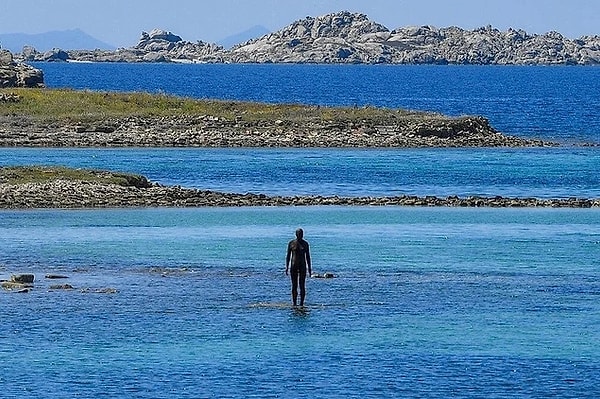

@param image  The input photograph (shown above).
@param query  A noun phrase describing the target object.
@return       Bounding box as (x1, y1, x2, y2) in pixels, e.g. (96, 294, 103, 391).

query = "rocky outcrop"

(133, 29, 225, 62)
(1, 274, 35, 292)
(0, 114, 552, 148)
(0, 271, 118, 294)
(22, 28, 227, 63)
(230, 13, 600, 65)
(384, 25, 600, 65)
(230, 12, 392, 63)
(14, 12, 600, 65)
(0, 50, 44, 87)
(0, 175, 598, 209)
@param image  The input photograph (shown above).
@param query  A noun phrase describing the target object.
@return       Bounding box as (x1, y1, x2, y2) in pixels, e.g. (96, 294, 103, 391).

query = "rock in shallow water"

(11, 274, 34, 284)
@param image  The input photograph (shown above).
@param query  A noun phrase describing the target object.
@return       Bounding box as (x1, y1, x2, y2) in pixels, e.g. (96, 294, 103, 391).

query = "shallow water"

(2, 207, 600, 398)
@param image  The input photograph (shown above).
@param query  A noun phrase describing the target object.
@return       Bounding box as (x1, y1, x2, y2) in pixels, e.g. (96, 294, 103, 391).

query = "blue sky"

(0, 0, 598, 47)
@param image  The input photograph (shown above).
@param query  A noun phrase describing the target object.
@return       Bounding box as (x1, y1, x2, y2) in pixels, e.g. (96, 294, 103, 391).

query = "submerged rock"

(49, 284, 74, 290)
(80, 287, 119, 294)
(45, 274, 70, 279)
(2, 281, 33, 290)
(312, 272, 336, 279)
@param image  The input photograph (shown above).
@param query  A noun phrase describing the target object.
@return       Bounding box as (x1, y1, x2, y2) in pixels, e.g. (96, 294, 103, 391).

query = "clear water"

(1, 147, 599, 199)
(2, 207, 600, 398)
(1, 64, 599, 398)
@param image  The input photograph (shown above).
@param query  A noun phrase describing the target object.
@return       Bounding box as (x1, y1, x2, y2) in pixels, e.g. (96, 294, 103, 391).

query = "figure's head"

(295, 228, 304, 239)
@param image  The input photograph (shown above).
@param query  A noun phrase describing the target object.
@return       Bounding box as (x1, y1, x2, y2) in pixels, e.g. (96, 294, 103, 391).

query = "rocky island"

(16, 11, 600, 65)
(0, 166, 597, 209)
(0, 88, 552, 148)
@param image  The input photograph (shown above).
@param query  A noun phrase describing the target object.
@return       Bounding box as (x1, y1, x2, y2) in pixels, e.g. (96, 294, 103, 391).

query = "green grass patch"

(0, 166, 150, 187)
(0, 88, 441, 124)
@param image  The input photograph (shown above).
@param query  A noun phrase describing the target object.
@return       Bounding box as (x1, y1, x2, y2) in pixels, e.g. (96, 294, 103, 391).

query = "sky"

(0, 0, 598, 47)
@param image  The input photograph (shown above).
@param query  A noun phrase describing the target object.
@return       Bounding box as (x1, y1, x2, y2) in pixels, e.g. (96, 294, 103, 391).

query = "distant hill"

(217, 25, 270, 49)
(0, 29, 115, 52)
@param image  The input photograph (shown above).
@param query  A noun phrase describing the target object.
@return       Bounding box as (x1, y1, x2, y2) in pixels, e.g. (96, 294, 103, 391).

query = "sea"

(1, 63, 600, 398)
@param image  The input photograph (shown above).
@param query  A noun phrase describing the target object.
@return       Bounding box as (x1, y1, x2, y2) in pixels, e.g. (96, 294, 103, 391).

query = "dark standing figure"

(286, 228, 312, 307)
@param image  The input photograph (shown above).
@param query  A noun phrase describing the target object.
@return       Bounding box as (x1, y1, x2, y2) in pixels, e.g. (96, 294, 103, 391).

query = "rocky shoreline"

(1, 178, 598, 209)
(0, 114, 552, 148)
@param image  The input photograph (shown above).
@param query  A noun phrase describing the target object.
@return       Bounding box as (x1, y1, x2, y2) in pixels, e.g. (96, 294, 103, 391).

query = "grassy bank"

(0, 88, 439, 124)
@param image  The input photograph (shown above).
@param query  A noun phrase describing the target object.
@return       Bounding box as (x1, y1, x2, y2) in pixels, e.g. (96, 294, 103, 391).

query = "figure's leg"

(291, 270, 298, 306)
(299, 271, 306, 306)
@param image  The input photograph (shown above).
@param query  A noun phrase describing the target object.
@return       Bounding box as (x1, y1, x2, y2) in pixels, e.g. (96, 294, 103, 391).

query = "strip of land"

(0, 166, 597, 209)
(0, 89, 553, 147)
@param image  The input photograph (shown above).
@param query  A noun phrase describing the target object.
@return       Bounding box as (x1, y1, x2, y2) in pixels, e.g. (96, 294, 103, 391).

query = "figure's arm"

(285, 243, 291, 275)
(306, 243, 312, 276)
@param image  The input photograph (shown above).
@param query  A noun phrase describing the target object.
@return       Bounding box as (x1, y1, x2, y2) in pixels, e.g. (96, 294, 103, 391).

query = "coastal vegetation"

(1, 87, 437, 125)
(0, 88, 551, 148)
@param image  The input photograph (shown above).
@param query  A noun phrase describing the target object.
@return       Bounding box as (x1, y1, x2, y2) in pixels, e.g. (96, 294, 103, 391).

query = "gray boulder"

(40, 48, 70, 62)
(0, 49, 45, 87)
(139, 29, 183, 44)
(0, 49, 14, 64)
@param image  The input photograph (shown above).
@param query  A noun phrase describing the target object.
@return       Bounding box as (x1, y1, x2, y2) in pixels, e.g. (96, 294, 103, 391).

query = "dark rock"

(49, 284, 74, 290)
(11, 274, 34, 283)
(45, 274, 69, 279)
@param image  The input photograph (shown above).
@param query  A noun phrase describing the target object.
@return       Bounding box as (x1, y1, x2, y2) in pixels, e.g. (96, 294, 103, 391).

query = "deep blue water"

(34, 63, 600, 144)
(1, 64, 600, 398)
(1, 146, 599, 199)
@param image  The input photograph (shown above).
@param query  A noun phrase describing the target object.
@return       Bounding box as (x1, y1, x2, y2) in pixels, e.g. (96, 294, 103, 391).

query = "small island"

(0, 166, 597, 209)
(0, 88, 552, 148)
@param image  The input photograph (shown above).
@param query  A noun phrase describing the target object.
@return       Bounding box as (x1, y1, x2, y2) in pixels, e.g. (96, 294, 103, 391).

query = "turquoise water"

(2, 64, 599, 397)
(2, 207, 600, 398)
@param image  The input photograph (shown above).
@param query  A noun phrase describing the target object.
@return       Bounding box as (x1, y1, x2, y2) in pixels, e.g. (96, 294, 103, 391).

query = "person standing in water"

(286, 228, 312, 307)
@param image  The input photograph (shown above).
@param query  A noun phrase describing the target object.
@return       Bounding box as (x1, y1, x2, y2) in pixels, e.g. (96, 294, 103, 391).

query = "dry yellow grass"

(0, 88, 442, 124)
